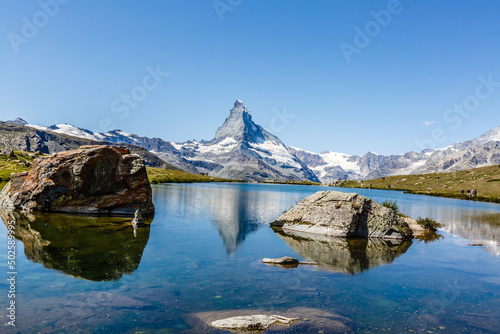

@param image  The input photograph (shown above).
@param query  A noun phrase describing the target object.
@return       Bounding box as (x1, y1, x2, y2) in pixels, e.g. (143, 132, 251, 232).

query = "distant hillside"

(146, 167, 241, 184)
(337, 164, 500, 203)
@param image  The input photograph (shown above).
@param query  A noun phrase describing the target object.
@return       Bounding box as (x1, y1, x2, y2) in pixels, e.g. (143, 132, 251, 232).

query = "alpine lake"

(0, 183, 499, 333)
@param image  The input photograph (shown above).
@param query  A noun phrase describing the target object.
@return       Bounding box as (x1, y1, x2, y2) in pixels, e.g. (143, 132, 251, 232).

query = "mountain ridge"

(0, 120, 179, 170)
(291, 126, 500, 182)
(5, 104, 500, 183)
(7, 101, 319, 182)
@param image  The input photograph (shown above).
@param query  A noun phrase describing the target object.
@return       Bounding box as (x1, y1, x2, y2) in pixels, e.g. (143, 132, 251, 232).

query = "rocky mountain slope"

(0, 121, 178, 169)
(291, 126, 500, 182)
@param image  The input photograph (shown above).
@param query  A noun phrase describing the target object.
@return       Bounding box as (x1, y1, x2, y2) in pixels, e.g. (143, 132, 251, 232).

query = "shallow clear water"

(1, 183, 499, 333)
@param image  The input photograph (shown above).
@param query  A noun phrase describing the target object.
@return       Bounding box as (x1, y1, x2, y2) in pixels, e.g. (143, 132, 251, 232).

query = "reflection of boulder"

(0, 210, 151, 281)
(272, 228, 412, 274)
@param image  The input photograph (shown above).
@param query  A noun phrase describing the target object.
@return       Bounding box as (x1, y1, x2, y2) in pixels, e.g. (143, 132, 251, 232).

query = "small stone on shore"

(262, 256, 299, 265)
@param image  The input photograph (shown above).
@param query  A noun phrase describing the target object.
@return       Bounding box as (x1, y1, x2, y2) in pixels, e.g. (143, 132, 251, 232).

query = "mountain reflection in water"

(0, 209, 151, 281)
(156, 184, 294, 255)
(273, 228, 412, 274)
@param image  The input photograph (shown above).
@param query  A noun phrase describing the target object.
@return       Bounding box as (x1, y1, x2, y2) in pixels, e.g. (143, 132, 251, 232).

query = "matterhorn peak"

(213, 100, 264, 143)
(231, 99, 249, 114)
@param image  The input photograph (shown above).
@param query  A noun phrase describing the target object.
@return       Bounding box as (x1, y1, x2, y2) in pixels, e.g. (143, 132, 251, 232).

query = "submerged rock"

(211, 314, 299, 331)
(186, 307, 353, 333)
(0, 145, 154, 216)
(271, 191, 413, 239)
(262, 256, 318, 269)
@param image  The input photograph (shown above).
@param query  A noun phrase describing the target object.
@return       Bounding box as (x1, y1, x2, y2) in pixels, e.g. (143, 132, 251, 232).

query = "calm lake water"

(1, 183, 499, 333)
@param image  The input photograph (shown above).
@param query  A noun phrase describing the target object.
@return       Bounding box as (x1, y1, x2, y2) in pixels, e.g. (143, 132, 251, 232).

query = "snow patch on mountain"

(475, 127, 500, 145)
(321, 151, 360, 172)
(250, 141, 301, 168)
(197, 138, 238, 154)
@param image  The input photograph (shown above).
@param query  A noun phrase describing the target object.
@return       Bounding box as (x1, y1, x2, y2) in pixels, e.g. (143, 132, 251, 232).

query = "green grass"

(380, 199, 399, 214)
(416, 217, 444, 231)
(335, 164, 500, 204)
(0, 150, 37, 181)
(146, 167, 241, 184)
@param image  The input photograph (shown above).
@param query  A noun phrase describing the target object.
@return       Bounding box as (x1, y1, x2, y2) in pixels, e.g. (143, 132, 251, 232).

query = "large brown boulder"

(0, 145, 154, 216)
(271, 191, 413, 239)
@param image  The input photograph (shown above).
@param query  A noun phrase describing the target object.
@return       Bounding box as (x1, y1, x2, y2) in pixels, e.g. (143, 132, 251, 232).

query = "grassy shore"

(261, 180, 322, 186)
(0, 151, 35, 181)
(336, 164, 500, 204)
(146, 167, 241, 184)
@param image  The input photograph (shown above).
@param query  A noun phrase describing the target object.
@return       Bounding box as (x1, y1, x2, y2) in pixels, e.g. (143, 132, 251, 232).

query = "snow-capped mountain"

(0, 119, 176, 169)
(12, 101, 319, 182)
(291, 126, 500, 182)
(472, 127, 500, 146)
(36, 123, 103, 141)
(8, 118, 198, 173)
(167, 100, 319, 181)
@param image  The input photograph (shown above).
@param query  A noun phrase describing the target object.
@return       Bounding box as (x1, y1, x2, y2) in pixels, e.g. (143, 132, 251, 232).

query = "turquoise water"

(1, 183, 499, 333)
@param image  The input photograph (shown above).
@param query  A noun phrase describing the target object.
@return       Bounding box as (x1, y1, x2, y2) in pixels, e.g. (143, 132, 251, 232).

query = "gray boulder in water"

(271, 191, 413, 239)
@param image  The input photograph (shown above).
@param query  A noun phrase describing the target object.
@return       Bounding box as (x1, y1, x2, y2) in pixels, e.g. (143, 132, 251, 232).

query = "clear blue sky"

(1, 0, 499, 155)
